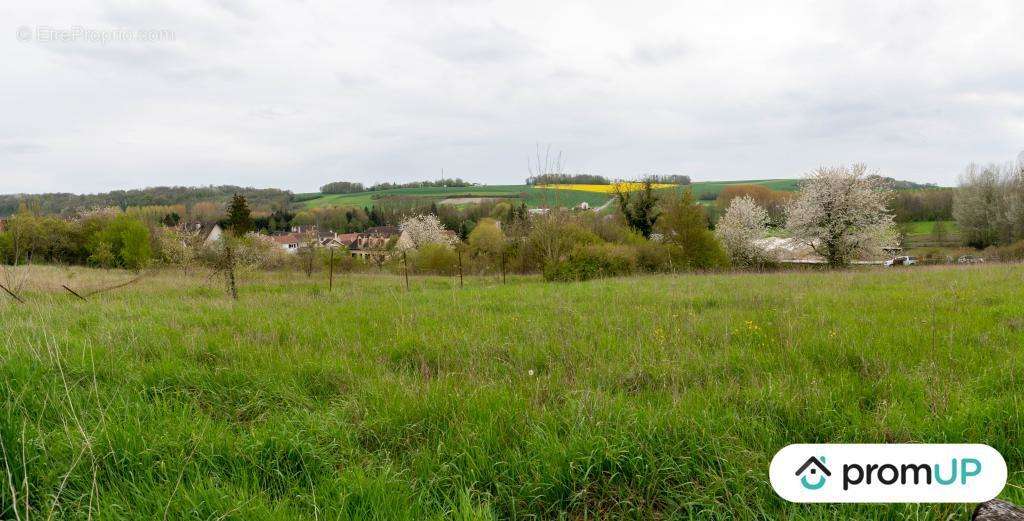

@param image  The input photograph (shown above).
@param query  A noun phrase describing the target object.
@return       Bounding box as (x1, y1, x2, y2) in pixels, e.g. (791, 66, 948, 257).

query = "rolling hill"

(297, 179, 803, 210)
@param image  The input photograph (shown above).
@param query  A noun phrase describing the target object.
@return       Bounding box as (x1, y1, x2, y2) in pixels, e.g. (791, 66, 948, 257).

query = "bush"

(656, 189, 730, 270)
(325, 248, 357, 273)
(88, 215, 152, 270)
(410, 243, 459, 275)
(543, 243, 637, 281)
(635, 241, 672, 272)
(985, 240, 1024, 262)
(525, 211, 600, 268)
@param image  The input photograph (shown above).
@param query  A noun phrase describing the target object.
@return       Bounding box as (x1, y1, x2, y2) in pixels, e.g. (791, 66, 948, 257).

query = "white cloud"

(1, 0, 1023, 194)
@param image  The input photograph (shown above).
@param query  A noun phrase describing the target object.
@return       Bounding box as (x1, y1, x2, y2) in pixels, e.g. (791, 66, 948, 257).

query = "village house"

(175, 222, 224, 246)
(271, 232, 306, 253)
(349, 226, 401, 260)
(267, 225, 409, 258)
(321, 232, 359, 249)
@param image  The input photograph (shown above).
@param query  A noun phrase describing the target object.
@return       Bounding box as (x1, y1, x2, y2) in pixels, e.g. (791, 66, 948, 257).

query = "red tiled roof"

(271, 233, 303, 245)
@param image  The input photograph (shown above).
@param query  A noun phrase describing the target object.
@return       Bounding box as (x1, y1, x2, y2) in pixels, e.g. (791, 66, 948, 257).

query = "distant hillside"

(298, 185, 613, 210)
(2, 176, 936, 216)
(298, 179, 803, 210)
(0, 185, 293, 217)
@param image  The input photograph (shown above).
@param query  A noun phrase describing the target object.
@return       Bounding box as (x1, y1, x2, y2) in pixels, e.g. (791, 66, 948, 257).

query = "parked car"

(884, 256, 917, 267)
(957, 255, 984, 264)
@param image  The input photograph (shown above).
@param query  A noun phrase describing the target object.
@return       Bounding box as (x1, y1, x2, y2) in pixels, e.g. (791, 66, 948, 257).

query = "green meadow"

(297, 185, 613, 210)
(2, 264, 1023, 519)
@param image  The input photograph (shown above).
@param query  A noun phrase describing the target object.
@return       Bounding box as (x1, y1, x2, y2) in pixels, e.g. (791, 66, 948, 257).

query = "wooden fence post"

(62, 285, 87, 301)
(0, 283, 24, 304)
(329, 248, 335, 291)
(458, 248, 464, 288)
(403, 251, 410, 291)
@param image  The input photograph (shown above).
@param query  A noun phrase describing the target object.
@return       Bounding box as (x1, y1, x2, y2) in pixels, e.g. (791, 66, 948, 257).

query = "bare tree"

(954, 162, 1020, 248)
(785, 164, 897, 267)
(527, 143, 565, 180)
(296, 230, 320, 277)
(527, 143, 566, 209)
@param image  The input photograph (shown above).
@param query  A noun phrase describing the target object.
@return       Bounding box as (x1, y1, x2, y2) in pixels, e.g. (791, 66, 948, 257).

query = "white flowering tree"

(785, 164, 897, 267)
(396, 214, 455, 251)
(715, 195, 774, 267)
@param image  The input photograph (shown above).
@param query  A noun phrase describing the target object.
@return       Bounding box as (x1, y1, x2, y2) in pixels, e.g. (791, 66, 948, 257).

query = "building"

(271, 232, 305, 253)
(321, 232, 358, 249)
(349, 226, 401, 260)
(177, 222, 224, 246)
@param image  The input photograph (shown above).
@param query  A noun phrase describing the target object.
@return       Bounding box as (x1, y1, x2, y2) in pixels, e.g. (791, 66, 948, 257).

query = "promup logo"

(795, 456, 830, 490)
(770, 444, 1006, 503)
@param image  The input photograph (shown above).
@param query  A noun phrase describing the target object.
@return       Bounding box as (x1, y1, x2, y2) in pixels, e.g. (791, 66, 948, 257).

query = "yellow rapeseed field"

(536, 182, 676, 193)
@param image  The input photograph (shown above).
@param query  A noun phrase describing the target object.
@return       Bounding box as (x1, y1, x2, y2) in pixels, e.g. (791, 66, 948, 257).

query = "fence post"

(329, 248, 335, 291)
(403, 250, 410, 291)
(458, 248, 464, 288)
(0, 283, 24, 304)
(62, 285, 87, 301)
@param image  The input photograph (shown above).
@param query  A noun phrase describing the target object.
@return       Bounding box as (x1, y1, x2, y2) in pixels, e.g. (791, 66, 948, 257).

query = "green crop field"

(4, 264, 1021, 519)
(297, 185, 614, 210)
(901, 220, 962, 250)
(902, 220, 959, 235)
(296, 179, 801, 210)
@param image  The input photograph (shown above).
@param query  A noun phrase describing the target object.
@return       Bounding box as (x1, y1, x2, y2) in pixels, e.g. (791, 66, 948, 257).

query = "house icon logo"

(795, 456, 830, 490)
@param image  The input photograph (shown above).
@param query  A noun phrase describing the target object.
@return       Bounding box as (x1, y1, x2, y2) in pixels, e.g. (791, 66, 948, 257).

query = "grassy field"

(3, 264, 1023, 519)
(297, 179, 801, 210)
(297, 185, 613, 210)
(902, 220, 962, 250)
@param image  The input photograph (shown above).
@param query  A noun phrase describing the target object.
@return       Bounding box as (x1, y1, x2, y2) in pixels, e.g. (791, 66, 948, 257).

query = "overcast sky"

(2, 1, 1023, 194)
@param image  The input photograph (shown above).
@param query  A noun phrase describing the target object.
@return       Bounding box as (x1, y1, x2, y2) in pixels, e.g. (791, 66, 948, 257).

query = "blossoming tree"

(396, 214, 455, 251)
(785, 164, 897, 267)
(715, 195, 774, 267)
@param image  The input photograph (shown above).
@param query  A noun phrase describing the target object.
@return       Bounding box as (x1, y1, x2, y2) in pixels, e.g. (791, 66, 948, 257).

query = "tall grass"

(1, 265, 1023, 519)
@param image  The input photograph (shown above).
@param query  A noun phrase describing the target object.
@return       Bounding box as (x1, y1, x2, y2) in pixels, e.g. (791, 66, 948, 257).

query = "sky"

(2, 1, 1024, 194)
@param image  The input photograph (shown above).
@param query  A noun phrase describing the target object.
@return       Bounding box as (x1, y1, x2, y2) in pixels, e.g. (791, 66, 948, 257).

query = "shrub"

(88, 215, 152, 270)
(985, 240, 1024, 262)
(468, 218, 505, 259)
(411, 243, 459, 275)
(325, 248, 357, 273)
(656, 189, 729, 270)
(543, 243, 637, 281)
(635, 241, 672, 272)
(525, 211, 600, 269)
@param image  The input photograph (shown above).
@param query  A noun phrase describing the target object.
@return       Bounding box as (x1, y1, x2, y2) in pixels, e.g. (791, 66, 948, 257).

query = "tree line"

(319, 178, 475, 194)
(0, 185, 292, 218)
(954, 156, 1024, 248)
